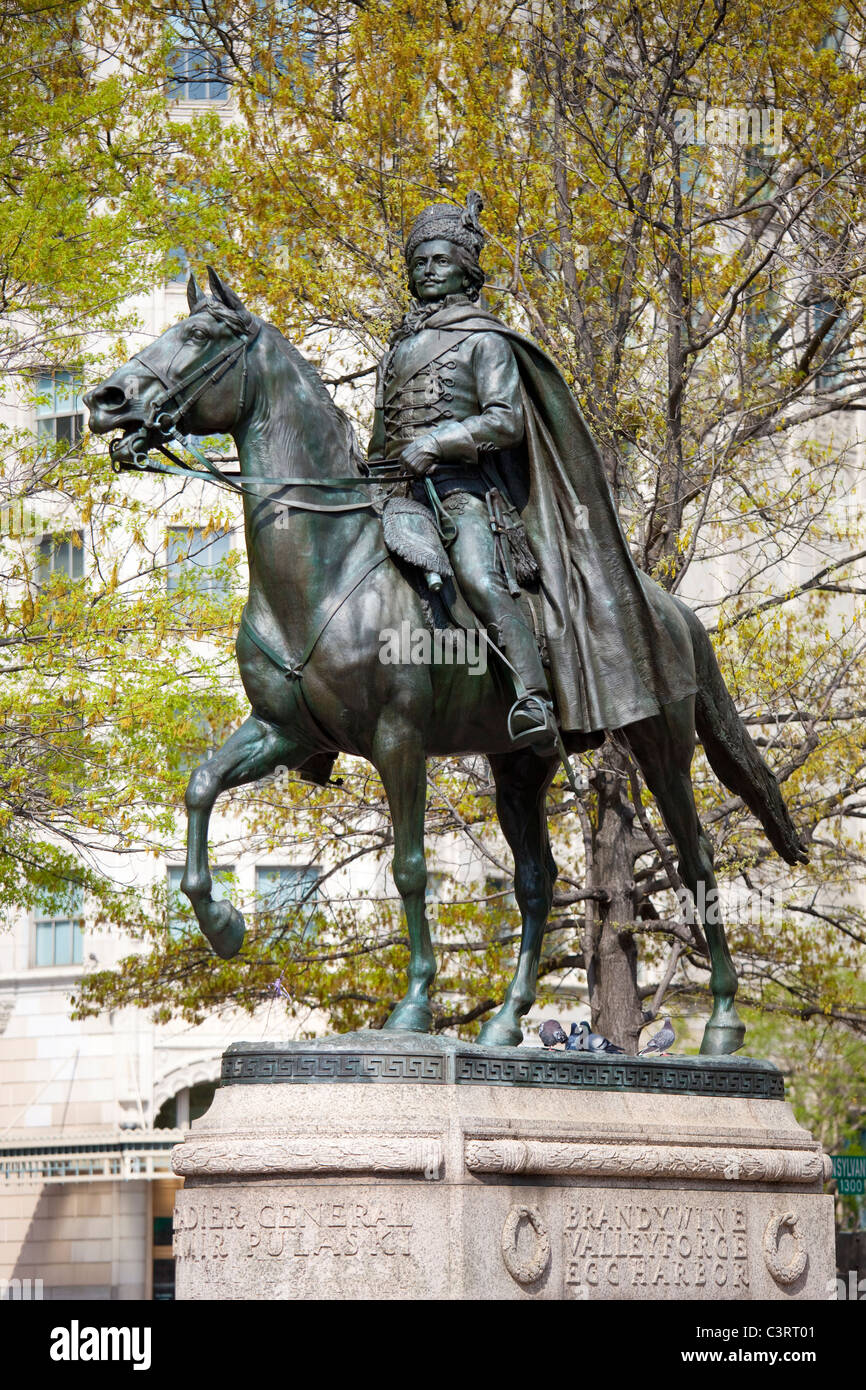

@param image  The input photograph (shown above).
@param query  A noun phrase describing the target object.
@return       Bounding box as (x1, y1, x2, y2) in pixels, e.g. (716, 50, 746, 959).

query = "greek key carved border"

(221, 1052, 447, 1084)
(221, 1048, 784, 1099)
(452, 1055, 784, 1098)
(464, 1137, 826, 1185)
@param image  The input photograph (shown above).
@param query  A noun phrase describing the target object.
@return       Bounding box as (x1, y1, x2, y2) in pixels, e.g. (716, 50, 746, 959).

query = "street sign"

(831, 1155, 866, 1195)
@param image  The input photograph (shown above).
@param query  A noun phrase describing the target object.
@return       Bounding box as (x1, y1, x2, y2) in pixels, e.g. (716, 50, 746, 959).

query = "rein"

(114, 437, 400, 514)
(109, 315, 405, 512)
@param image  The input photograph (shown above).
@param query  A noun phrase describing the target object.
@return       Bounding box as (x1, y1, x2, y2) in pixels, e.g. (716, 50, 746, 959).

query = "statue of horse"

(84, 268, 806, 1055)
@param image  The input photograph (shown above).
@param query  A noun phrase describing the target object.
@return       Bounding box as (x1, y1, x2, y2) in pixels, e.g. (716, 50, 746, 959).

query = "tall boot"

(494, 611, 558, 751)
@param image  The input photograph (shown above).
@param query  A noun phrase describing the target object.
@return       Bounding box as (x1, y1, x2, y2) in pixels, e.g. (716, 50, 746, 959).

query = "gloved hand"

(399, 434, 441, 477)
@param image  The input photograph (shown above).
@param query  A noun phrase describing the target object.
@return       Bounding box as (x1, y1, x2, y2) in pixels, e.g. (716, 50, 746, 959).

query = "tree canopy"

(1, 1, 865, 1145)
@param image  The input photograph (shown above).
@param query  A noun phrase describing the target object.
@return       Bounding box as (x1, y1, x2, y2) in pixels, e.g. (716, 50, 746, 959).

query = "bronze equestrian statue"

(84, 194, 806, 1055)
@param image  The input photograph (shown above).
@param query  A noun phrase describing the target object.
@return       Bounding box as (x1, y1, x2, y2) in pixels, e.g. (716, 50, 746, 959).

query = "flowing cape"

(423, 302, 697, 732)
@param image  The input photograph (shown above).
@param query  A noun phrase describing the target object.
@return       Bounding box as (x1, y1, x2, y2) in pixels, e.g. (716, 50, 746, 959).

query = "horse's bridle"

(110, 315, 261, 473)
(108, 311, 403, 513)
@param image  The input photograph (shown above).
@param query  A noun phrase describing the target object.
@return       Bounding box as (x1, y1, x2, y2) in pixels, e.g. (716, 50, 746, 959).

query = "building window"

(167, 864, 234, 939)
(810, 298, 850, 389)
(152, 1258, 176, 1302)
(255, 865, 320, 940)
(35, 370, 84, 446)
(151, 1178, 181, 1301)
(36, 531, 84, 584)
(679, 146, 708, 200)
(167, 19, 228, 102)
(168, 704, 229, 775)
(168, 50, 228, 101)
(744, 145, 776, 204)
(483, 873, 517, 942)
(423, 870, 446, 926)
(166, 527, 230, 594)
(484, 874, 517, 911)
(167, 246, 189, 284)
(34, 884, 84, 966)
(251, 0, 317, 100)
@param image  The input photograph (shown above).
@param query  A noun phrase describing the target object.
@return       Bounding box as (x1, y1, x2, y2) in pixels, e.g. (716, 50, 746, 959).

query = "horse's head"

(85, 268, 260, 465)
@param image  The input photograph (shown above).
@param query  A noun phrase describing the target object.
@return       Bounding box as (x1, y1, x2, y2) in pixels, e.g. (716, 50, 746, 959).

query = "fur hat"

(404, 191, 485, 267)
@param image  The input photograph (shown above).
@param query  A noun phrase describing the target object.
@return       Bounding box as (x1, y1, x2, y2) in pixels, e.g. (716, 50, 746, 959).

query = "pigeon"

(571, 1020, 626, 1054)
(639, 1016, 676, 1055)
(538, 1019, 568, 1049)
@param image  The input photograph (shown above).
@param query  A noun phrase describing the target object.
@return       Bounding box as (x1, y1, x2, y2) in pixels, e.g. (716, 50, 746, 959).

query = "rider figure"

(368, 195, 557, 752)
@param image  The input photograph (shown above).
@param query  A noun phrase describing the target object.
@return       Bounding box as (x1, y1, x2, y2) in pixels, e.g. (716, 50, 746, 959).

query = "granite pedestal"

(171, 1031, 835, 1300)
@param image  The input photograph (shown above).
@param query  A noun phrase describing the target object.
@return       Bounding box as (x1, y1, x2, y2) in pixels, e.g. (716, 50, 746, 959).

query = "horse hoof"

(478, 1016, 524, 1048)
(382, 999, 433, 1033)
(700, 1016, 746, 1056)
(201, 900, 246, 959)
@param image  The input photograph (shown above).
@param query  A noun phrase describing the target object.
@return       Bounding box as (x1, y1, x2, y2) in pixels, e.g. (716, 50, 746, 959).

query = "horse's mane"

(193, 295, 364, 472)
(267, 326, 364, 470)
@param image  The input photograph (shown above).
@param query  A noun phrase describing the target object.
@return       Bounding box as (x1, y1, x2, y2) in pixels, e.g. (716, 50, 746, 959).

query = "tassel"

(506, 524, 540, 584)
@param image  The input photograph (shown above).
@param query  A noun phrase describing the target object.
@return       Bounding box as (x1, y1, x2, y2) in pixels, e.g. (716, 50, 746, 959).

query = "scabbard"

(485, 488, 522, 597)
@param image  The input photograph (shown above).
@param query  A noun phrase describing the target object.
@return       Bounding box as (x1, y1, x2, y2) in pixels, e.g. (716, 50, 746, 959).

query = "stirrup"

(507, 693, 558, 751)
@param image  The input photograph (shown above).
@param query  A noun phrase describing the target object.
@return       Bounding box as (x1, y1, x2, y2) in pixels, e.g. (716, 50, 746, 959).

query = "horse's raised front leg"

(374, 711, 436, 1033)
(182, 714, 304, 958)
(624, 700, 745, 1056)
(478, 749, 559, 1047)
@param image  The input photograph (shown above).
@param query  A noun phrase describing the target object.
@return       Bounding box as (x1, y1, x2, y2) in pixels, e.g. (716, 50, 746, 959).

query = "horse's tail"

(673, 596, 808, 865)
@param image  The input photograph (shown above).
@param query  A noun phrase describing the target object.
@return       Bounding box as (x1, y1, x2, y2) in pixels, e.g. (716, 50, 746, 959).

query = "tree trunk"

(586, 758, 645, 1053)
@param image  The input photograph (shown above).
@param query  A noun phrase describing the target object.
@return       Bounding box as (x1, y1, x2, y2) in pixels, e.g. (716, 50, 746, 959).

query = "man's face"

(409, 239, 467, 302)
